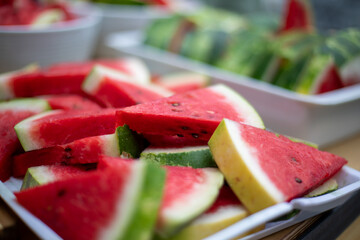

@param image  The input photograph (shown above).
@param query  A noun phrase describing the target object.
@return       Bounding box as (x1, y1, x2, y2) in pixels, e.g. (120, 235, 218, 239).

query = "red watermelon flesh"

(279, 0, 314, 33)
(205, 185, 242, 214)
(15, 163, 135, 240)
(82, 65, 172, 108)
(209, 119, 347, 212)
(14, 109, 117, 151)
(48, 58, 150, 84)
(5, 58, 149, 99)
(39, 94, 102, 111)
(144, 133, 208, 148)
(0, 99, 50, 181)
(13, 132, 119, 177)
(313, 64, 344, 94)
(116, 84, 264, 141)
(156, 166, 224, 237)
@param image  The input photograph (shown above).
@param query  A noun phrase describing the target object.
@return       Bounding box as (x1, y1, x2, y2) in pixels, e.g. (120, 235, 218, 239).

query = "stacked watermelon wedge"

(0, 58, 348, 240)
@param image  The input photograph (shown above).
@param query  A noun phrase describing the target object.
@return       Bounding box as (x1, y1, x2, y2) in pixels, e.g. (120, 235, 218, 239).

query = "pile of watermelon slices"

(0, 58, 348, 240)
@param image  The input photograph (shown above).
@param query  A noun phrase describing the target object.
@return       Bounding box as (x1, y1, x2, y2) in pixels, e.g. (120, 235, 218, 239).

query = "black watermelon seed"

(64, 147, 72, 152)
(177, 134, 184, 137)
(181, 126, 189, 130)
(295, 177, 302, 183)
(191, 133, 199, 138)
(57, 189, 66, 197)
(171, 102, 180, 107)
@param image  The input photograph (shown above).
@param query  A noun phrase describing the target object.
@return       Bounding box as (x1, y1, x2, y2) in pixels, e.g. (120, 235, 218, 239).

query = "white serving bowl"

(0, 4, 102, 73)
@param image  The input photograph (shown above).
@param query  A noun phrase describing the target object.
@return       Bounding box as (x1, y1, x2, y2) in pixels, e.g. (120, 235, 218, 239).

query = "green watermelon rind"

(14, 110, 62, 152)
(0, 98, 51, 112)
(116, 125, 148, 159)
(140, 146, 217, 168)
(210, 84, 265, 129)
(157, 168, 224, 238)
(120, 162, 166, 240)
(20, 166, 55, 190)
(99, 161, 164, 240)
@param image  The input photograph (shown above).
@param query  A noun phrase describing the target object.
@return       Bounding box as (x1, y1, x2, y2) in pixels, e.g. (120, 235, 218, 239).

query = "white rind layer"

(100, 133, 121, 157)
(123, 57, 151, 85)
(161, 168, 224, 235)
(158, 72, 209, 87)
(340, 55, 360, 85)
(98, 161, 145, 240)
(28, 166, 57, 185)
(82, 65, 131, 94)
(142, 146, 209, 154)
(14, 110, 62, 152)
(225, 119, 285, 203)
(210, 84, 264, 129)
(0, 99, 51, 112)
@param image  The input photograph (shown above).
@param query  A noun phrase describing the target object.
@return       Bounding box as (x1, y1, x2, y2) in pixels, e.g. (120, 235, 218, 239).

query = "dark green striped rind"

(140, 146, 217, 168)
(116, 125, 149, 158)
(120, 162, 166, 240)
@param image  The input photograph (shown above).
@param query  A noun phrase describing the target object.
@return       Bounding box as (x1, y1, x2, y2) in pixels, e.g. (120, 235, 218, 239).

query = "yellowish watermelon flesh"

(162, 185, 248, 240)
(209, 119, 347, 213)
(116, 84, 264, 142)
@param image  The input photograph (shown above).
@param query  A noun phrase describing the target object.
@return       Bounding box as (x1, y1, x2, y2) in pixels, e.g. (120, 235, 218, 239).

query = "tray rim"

(1, 166, 359, 240)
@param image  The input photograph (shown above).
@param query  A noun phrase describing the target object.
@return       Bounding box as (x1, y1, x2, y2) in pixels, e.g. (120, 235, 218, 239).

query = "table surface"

(1, 133, 360, 240)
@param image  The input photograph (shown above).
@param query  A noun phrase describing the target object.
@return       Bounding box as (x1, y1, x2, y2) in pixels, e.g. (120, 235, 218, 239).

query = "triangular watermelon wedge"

(15, 158, 165, 240)
(39, 94, 102, 111)
(0, 99, 51, 181)
(1, 58, 150, 99)
(82, 65, 173, 108)
(279, 0, 314, 34)
(156, 166, 223, 238)
(116, 84, 264, 141)
(209, 119, 347, 213)
(13, 125, 147, 177)
(14, 109, 117, 151)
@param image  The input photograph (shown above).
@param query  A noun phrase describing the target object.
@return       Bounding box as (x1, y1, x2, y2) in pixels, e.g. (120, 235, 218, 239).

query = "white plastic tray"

(105, 31, 360, 147)
(1, 166, 360, 239)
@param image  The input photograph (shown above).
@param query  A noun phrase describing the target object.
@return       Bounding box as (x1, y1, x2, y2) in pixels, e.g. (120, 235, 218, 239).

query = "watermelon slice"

(21, 165, 93, 190)
(49, 58, 150, 85)
(16, 158, 165, 240)
(13, 125, 147, 177)
(165, 185, 248, 240)
(39, 94, 102, 111)
(12, 131, 120, 177)
(82, 65, 172, 108)
(116, 84, 264, 141)
(156, 165, 223, 237)
(0, 98, 51, 181)
(153, 72, 209, 94)
(208, 119, 347, 213)
(279, 0, 314, 34)
(14, 109, 117, 151)
(0, 64, 39, 100)
(1, 58, 150, 99)
(140, 146, 217, 168)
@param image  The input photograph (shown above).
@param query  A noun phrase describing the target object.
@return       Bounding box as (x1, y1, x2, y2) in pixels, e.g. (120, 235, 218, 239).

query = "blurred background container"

(0, 4, 101, 73)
